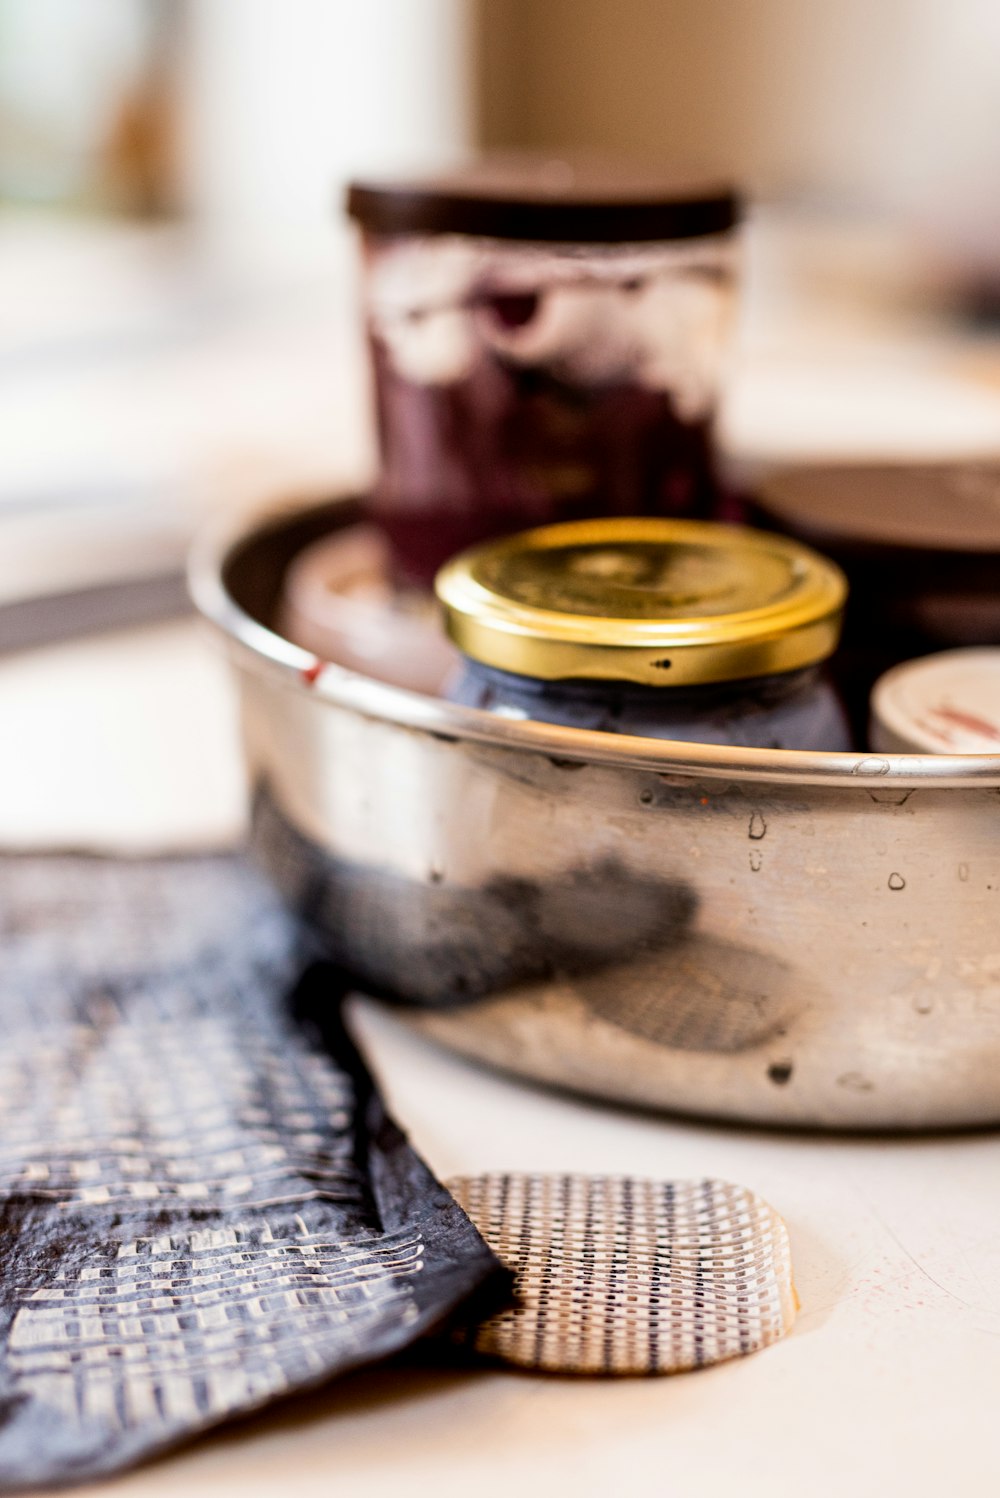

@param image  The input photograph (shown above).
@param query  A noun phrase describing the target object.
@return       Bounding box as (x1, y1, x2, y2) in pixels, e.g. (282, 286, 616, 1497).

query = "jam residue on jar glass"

(347, 159, 742, 586)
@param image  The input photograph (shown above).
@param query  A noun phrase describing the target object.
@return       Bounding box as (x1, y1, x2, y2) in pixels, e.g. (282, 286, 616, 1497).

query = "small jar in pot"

(435, 517, 851, 751)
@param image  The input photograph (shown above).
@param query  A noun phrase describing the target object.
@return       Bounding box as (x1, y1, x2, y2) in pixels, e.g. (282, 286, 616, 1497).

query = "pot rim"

(189, 498, 1000, 790)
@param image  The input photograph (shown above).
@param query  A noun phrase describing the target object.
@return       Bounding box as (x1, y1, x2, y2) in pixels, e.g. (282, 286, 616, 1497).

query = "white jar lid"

(280, 525, 457, 695)
(870, 648, 1000, 753)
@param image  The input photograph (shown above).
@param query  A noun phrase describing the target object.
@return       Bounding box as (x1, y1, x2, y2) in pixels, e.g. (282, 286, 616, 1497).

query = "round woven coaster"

(447, 1173, 796, 1375)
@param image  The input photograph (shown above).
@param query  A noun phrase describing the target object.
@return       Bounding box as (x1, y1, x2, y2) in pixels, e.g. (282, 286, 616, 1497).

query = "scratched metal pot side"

(191, 499, 1000, 1131)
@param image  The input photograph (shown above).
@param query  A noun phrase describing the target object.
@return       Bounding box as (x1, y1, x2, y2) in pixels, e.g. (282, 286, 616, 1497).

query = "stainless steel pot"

(191, 498, 1000, 1130)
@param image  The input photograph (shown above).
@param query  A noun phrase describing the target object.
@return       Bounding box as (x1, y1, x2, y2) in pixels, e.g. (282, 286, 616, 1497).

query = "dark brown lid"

(755, 462, 1000, 556)
(346, 155, 741, 243)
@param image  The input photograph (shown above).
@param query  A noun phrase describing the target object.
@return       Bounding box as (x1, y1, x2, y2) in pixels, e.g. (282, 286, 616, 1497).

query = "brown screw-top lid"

(756, 462, 1000, 556)
(346, 154, 741, 243)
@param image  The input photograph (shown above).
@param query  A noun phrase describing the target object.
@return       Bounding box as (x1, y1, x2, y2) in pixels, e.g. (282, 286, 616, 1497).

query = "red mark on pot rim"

(301, 659, 325, 686)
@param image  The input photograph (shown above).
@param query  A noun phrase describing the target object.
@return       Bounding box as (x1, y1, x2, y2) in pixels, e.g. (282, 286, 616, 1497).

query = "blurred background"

(4, 0, 1000, 648)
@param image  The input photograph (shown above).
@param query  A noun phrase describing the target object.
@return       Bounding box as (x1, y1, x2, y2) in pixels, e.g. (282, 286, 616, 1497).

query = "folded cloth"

(0, 852, 509, 1491)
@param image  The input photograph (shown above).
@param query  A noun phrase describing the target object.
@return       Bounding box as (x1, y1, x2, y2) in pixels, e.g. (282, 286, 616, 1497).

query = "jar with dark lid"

(751, 462, 1000, 731)
(435, 517, 851, 750)
(347, 158, 742, 586)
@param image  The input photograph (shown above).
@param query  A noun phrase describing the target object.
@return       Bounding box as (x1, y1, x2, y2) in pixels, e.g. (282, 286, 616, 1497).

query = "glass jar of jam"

(435, 517, 851, 750)
(347, 158, 742, 587)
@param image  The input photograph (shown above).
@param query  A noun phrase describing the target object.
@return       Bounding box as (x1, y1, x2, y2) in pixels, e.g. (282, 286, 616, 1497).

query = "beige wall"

(474, 0, 1000, 220)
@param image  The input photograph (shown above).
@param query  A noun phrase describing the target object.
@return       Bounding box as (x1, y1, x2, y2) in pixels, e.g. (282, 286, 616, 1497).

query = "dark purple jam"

(368, 333, 719, 587)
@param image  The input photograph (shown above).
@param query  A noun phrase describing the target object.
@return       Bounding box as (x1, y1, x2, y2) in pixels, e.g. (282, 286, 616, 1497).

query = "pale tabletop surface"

(3, 617, 1000, 1498)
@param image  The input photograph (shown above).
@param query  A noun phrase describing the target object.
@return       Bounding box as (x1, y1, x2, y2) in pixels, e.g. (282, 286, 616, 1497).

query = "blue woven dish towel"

(0, 852, 509, 1490)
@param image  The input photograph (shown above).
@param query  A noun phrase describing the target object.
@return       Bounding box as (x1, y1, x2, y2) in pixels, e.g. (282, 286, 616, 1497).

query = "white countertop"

(5, 618, 1000, 1498)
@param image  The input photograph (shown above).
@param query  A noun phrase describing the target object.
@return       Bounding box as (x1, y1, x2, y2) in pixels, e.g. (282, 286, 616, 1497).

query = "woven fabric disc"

(447, 1173, 796, 1375)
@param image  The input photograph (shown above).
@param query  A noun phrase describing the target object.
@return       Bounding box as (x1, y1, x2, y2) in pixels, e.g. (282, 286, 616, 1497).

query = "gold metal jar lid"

(435, 518, 847, 686)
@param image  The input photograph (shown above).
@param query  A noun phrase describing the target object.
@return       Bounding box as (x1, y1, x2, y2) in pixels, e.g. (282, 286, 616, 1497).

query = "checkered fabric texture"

(0, 853, 508, 1491)
(448, 1173, 796, 1375)
(579, 942, 793, 1054)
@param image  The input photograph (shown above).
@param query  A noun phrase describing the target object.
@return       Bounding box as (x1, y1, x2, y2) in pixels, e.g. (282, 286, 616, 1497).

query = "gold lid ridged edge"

(435, 518, 847, 687)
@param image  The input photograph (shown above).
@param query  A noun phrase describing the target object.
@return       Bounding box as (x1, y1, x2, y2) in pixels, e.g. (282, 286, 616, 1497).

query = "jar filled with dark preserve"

(346, 159, 742, 586)
(435, 518, 852, 750)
